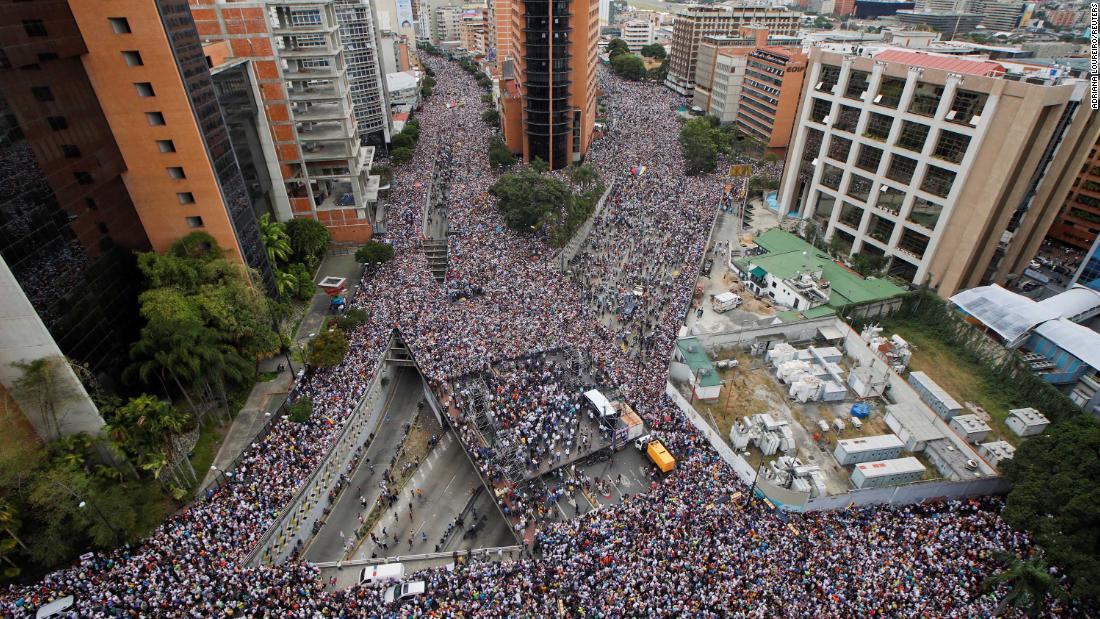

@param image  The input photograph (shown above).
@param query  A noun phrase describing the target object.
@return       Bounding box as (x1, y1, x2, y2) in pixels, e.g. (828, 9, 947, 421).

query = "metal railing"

(311, 545, 523, 569)
(558, 180, 617, 272)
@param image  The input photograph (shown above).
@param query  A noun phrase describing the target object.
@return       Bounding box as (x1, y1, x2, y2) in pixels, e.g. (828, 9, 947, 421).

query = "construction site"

(671, 316, 1024, 510)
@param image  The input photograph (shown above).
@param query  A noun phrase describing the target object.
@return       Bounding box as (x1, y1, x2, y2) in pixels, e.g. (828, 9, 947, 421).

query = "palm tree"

(570, 164, 600, 191)
(984, 552, 1063, 618)
(259, 214, 291, 266)
(275, 268, 298, 298)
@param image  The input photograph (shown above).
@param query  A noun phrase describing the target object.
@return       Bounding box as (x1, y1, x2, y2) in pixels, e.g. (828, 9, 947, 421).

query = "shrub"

(288, 398, 313, 423)
(391, 147, 414, 165)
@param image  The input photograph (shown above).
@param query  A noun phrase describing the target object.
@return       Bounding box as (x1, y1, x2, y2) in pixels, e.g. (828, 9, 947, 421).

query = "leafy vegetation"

(606, 38, 629, 59)
(488, 136, 517, 170)
(305, 328, 349, 369)
(489, 163, 604, 247)
(679, 117, 721, 175)
(355, 241, 395, 265)
(611, 54, 646, 81)
(482, 109, 500, 126)
(392, 146, 414, 165)
(284, 218, 330, 268)
(640, 43, 666, 59)
(288, 398, 313, 423)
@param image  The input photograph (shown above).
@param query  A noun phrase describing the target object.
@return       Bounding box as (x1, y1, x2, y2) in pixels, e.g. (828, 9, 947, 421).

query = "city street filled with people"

(0, 55, 1073, 618)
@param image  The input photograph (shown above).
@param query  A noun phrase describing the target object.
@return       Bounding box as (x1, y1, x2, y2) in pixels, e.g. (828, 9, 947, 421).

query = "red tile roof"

(873, 49, 1005, 77)
(393, 112, 411, 122)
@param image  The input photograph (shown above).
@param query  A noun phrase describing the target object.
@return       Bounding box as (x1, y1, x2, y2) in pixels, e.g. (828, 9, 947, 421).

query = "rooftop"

(952, 414, 991, 433)
(837, 434, 905, 451)
(1007, 407, 1050, 425)
(676, 337, 722, 387)
(873, 49, 1006, 77)
(737, 230, 906, 316)
(855, 456, 925, 477)
(885, 403, 943, 443)
(950, 284, 1100, 343)
(1032, 318, 1100, 370)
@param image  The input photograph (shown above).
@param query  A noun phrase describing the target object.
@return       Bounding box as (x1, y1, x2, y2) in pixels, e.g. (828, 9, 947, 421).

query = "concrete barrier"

(558, 181, 617, 272)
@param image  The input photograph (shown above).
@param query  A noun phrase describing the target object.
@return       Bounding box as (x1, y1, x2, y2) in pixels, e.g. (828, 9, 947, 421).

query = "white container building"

(884, 403, 942, 452)
(949, 414, 992, 443)
(833, 434, 905, 465)
(1005, 407, 1050, 437)
(907, 371, 963, 419)
(978, 440, 1016, 467)
(851, 457, 926, 489)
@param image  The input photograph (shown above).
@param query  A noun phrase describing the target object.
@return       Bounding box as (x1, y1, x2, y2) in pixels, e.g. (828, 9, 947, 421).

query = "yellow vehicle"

(645, 440, 676, 473)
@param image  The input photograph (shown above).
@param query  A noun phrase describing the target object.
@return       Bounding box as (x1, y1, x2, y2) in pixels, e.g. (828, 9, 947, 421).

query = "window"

(827, 135, 852, 163)
(816, 64, 841, 93)
(32, 86, 53, 102)
(167, 167, 186, 179)
(847, 174, 873, 203)
(920, 165, 956, 198)
(37, 52, 58, 62)
(134, 82, 155, 97)
(855, 145, 883, 174)
(156, 139, 175, 153)
(834, 105, 860, 133)
(844, 70, 869, 100)
(146, 112, 165, 126)
(813, 192, 836, 227)
(863, 112, 892, 142)
(177, 192, 195, 204)
(839, 202, 864, 228)
(947, 89, 987, 126)
(867, 214, 894, 244)
(898, 228, 930, 259)
(908, 82, 943, 117)
(897, 121, 930, 153)
(122, 51, 143, 66)
(85, 197, 98, 211)
(821, 163, 844, 190)
(876, 185, 904, 215)
(186, 216, 205, 228)
(23, 20, 47, 37)
(108, 17, 132, 34)
(61, 144, 81, 158)
(810, 97, 831, 123)
(885, 154, 918, 185)
(74, 171, 93, 185)
(932, 129, 971, 164)
(874, 77, 905, 109)
(47, 116, 67, 130)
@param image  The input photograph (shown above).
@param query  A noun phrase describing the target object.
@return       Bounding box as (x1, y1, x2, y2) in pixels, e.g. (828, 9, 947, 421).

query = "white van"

(711, 292, 742, 313)
(384, 580, 426, 603)
(360, 562, 404, 585)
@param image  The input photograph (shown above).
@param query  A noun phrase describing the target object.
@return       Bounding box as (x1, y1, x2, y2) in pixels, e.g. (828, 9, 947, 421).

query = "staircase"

(424, 238, 449, 284)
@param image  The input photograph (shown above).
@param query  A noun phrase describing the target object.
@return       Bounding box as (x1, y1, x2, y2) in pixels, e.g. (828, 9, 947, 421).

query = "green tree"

(529, 157, 548, 174)
(288, 262, 316, 300)
(569, 163, 600, 190)
(612, 54, 646, 81)
(850, 252, 888, 276)
(607, 38, 629, 59)
(355, 241, 395, 265)
(258, 214, 291, 266)
(813, 16, 834, 28)
(391, 132, 415, 150)
(984, 552, 1064, 617)
(370, 163, 394, 187)
(333, 308, 369, 332)
(640, 43, 666, 59)
(482, 109, 500, 126)
(9, 358, 85, 441)
(489, 167, 574, 231)
(1001, 415, 1100, 600)
(306, 328, 349, 369)
(284, 218, 330, 267)
(421, 85, 433, 98)
(422, 76, 436, 89)
(288, 398, 313, 423)
(647, 56, 669, 82)
(104, 395, 195, 487)
(392, 147, 414, 165)
(489, 137, 518, 169)
(679, 117, 719, 175)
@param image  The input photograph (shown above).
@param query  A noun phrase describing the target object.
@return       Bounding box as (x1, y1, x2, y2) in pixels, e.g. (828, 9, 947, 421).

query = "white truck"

(711, 292, 742, 313)
(384, 581, 426, 603)
(360, 562, 404, 585)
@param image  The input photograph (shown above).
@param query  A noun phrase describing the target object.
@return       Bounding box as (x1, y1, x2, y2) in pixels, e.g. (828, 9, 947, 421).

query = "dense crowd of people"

(0, 55, 1071, 618)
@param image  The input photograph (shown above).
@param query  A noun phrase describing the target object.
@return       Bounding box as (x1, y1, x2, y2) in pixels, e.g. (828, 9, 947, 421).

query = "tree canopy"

(489, 167, 575, 231)
(305, 328, 349, 369)
(392, 147, 414, 165)
(355, 241, 395, 265)
(679, 117, 721, 175)
(488, 136, 517, 169)
(1001, 415, 1100, 600)
(611, 54, 646, 81)
(606, 38, 629, 58)
(640, 43, 666, 59)
(284, 218, 330, 267)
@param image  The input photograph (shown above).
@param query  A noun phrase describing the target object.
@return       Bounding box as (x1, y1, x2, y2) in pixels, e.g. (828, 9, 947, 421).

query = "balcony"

(932, 130, 970, 164)
(946, 89, 987, 126)
(820, 163, 843, 190)
(277, 45, 340, 59)
(288, 83, 347, 101)
(297, 122, 353, 142)
(827, 136, 852, 163)
(846, 174, 873, 203)
(897, 228, 930, 260)
(810, 97, 831, 124)
(875, 186, 904, 216)
(873, 77, 904, 109)
(907, 197, 942, 231)
(302, 140, 355, 160)
(863, 112, 892, 142)
(283, 65, 345, 81)
(855, 145, 883, 174)
(844, 70, 869, 100)
(907, 82, 943, 117)
(897, 121, 929, 153)
(834, 106, 860, 133)
(885, 154, 917, 185)
(816, 65, 841, 94)
(839, 203, 863, 228)
(920, 165, 956, 199)
(292, 102, 347, 121)
(867, 214, 894, 244)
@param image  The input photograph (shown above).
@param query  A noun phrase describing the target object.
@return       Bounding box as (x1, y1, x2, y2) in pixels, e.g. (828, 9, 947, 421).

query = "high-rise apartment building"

(191, 0, 381, 243)
(459, 5, 490, 54)
(498, 0, 599, 170)
(0, 0, 284, 436)
(778, 48, 1100, 295)
(599, 0, 611, 28)
(335, 0, 393, 147)
(1047, 134, 1100, 250)
(665, 5, 800, 96)
(733, 46, 807, 156)
(978, 0, 1025, 30)
(622, 20, 655, 53)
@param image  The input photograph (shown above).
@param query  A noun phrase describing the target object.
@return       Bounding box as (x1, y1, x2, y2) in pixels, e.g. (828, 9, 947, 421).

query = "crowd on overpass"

(1, 53, 1076, 618)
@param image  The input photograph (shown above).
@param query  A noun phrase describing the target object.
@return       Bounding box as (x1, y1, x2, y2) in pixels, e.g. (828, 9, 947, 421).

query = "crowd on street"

(1, 55, 1077, 618)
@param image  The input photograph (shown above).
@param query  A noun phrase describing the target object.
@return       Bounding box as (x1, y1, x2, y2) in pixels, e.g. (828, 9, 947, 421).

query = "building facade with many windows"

(1047, 134, 1100, 250)
(664, 5, 799, 96)
(778, 48, 1100, 295)
(335, 0, 393, 147)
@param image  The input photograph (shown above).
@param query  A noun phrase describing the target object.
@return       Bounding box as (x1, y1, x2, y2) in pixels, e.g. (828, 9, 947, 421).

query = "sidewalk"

(196, 252, 364, 492)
